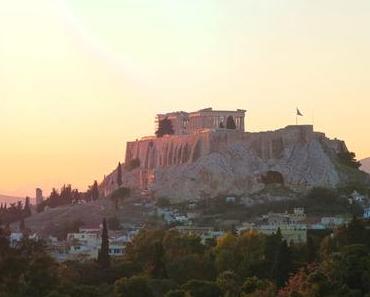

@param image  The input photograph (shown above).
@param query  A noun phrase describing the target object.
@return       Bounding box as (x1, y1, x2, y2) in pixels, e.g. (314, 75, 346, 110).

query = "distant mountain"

(0, 194, 23, 205)
(361, 158, 370, 174)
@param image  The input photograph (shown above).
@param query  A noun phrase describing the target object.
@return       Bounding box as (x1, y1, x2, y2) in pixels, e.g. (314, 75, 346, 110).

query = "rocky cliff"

(361, 158, 370, 174)
(101, 125, 369, 202)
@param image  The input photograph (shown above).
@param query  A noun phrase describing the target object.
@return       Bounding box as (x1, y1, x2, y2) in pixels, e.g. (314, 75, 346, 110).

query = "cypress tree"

(19, 218, 26, 233)
(98, 218, 110, 268)
(24, 197, 32, 218)
(272, 240, 292, 287)
(92, 181, 99, 201)
(117, 162, 123, 187)
(306, 236, 317, 263)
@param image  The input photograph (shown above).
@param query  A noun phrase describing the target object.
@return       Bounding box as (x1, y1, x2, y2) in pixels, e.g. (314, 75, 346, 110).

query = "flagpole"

(296, 108, 303, 125)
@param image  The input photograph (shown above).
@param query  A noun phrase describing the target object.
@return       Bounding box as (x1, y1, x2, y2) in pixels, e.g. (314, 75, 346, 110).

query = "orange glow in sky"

(1, 0, 370, 197)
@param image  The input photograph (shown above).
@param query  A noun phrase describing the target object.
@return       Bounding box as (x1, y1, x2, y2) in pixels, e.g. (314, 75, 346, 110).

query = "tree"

(24, 197, 32, 217)
(346, 216, 366, 245)
(117, 162, 123, 187)
(278, 264, 335, 297)
(271, 240, 292, 287)
(241, 277, 276, 297)
(306, 236, 317, 263)
(338, 151, 361, 169)
(110, 187, 130, 210)
(114, 276, 154, 297)
(182, 280, 221, 297)
(19, 218, 26, 234)
(91, 181, 99, 201)
(0, 226, 10, 253)
(107, 216, 121, 230)
(0, 239, 60, 297)
(156, 118, 175, 137)
(164, 290, 187, 297)
(226, 116, 236, 129)
(97, 218, 110, 269)
(216, 271, 241, 297)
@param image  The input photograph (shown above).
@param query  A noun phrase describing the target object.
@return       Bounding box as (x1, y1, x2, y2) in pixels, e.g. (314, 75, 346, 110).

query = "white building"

(9, 232, 39, 248)
(56, 228, 131, 261)
(173, 226, 224, 244)
(364, 208, 370, 219)
(261, 208, 306, 225)
(239, 223, 307, 245)
(320, 217, 350, 228)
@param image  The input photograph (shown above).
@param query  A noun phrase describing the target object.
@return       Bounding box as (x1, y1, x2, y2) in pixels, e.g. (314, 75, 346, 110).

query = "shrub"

(337, 152, 361, 169)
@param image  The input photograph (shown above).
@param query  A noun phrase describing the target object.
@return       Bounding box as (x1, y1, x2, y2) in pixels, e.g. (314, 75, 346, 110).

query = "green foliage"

(156, 118, 175, 137)
(271, 240, 292, 288)
(98, 218, 110, 269)
(88, 181, 100, 201)
(24, 196, 32, 217)
(110, 187, 130, 210)
(164, 289, 187, 297)
(148, 279, 177, 297)
(125, 229, 166, 276)
(114, 276, 154, 297)
(215, 231, 266, 279)
(107, 216, 121, 230)
(39, 185, 81, 211)
(182, 280, 221, 297)
(0, 198, 33, 224)
(216, 271, 241, 297)
(4, 218, 370, 297)
(304, 187, 358, 216)
(117, 162, 123, 187)
(166, 254, 209, 284)
(240, 277, 276, 297)
(43, 219, 85, 240)
(338, 151, 362, 169)
(0, 238, 60, 297)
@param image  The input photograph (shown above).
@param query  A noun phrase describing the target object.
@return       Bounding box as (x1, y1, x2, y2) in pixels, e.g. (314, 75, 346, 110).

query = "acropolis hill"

(101, 108, 369, 202)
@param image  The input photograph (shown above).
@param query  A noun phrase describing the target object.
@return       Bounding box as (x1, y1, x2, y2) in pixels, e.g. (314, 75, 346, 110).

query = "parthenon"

(156, 107, 246, 135)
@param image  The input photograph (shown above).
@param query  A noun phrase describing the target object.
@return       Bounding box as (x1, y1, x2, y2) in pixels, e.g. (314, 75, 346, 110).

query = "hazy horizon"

(1, 0, 370, 197)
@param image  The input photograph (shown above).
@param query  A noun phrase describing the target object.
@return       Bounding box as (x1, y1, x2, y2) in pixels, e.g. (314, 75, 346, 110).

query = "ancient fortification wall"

(125, 125, 344, 170)
(101, 125, 351, 199)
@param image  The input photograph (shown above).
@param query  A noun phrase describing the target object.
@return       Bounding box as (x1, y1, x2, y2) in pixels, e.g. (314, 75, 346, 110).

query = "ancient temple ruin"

(156, 108, 246, 135)
(100, 107, 362, 201)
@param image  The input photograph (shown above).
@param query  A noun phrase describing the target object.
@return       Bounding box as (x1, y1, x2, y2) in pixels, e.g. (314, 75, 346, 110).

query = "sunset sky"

(1, 0, 370, 197)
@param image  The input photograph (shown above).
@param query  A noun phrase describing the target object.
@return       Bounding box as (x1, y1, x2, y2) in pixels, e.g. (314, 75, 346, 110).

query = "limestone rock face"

(101, 125, 368, 201)
(361, 158, 370, 174)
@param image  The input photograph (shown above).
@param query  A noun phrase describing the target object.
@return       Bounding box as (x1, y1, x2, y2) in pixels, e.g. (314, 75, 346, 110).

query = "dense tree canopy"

(338, 151, 362, 169)
(2, 217, 370, 296)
